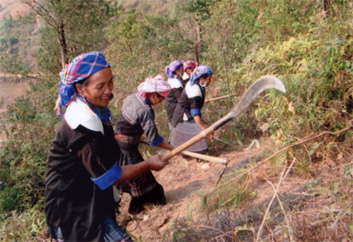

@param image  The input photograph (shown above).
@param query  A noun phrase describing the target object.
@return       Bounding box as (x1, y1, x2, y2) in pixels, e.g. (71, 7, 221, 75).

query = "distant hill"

(0, 0, 183, 73)
(0, 0, 30, 20)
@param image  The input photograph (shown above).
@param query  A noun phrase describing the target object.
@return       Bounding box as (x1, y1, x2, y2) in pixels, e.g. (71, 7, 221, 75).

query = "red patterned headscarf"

(183, 60, 196, 71)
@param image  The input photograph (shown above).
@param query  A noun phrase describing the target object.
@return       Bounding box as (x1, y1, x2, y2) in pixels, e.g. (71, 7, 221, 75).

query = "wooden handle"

(181, 150, 228, 164)
(140, 139, 227, 164)
(161, 75, 286, 163)
(207, 94, 230, 102)
(161, 126, 215, 162)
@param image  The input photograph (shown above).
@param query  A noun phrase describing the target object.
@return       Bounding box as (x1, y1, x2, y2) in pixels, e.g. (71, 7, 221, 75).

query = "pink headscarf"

(137, 74, 171, 99)
(183, 60, 196, 71)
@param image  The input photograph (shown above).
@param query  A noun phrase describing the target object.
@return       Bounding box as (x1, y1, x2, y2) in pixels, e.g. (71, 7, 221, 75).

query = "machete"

(161, 75, 286, 162)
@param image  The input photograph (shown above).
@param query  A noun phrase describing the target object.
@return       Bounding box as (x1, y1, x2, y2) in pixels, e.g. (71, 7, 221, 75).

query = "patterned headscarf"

(165, 60, 183, 78)
(183, 60, 196, 71)
(137, 74, 171, 99)
(190, 65, 213, 86)
(56, 52, 110, 117)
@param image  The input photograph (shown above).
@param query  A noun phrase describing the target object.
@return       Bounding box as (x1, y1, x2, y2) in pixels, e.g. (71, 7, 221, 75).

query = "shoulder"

(168, 77, 183, 88)
(122, 94, 151, 122)
(185, 82, 202, 98)
(64, 99, 104, 134)
(182, 72, 189, 81)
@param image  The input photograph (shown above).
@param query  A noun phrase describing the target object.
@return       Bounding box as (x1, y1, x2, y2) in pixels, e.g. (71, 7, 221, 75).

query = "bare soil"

(0, 0, 30, 20)
(114, 141, 304, 241)
(116, 146, 259, 241)
(115, 139, 353, 242)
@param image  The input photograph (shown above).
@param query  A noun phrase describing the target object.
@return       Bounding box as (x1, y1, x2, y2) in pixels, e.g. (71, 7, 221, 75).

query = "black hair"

(74, 76, 92, 92)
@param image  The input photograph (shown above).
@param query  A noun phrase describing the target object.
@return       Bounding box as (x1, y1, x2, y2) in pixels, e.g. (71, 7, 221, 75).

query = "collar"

(64, 98, 104, 134)
(144, 98, 152, 106)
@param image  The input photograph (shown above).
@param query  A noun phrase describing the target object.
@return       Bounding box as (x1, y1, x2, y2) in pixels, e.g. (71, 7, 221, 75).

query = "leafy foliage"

(106, 10, 193, 92)
(1, 0, 353, 240)
(22, 0, 119, 71)
(0, 13, 39, 73)
(0, 78, 58, 240)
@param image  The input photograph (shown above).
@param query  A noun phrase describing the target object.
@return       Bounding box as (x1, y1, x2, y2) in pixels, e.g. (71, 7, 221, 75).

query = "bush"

(0, 78, 58, 214)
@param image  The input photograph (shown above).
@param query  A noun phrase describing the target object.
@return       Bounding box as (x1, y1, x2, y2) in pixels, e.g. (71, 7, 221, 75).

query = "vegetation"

(0, 0, 352, 241)
(0, 13, 37, 74)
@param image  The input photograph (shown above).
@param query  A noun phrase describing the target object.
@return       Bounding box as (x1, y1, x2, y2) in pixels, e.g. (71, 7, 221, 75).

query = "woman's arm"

(193, 115, 207, 130)
(157, 141, 174, 151)
(115, 154, 167, 183)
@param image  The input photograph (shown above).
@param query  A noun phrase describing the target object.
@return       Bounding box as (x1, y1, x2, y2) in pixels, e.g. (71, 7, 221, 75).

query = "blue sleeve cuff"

(91, 163, 122, 190)
(149, 135, 163, 147)
(190, 109, 201, 117)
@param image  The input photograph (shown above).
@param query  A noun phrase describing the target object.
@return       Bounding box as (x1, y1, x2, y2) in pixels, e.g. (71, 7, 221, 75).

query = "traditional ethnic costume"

(115, 75, 170, 214)
(45, 52, 132, 242)
(164, 60, 184, 125)
(170, 65, 213, 153)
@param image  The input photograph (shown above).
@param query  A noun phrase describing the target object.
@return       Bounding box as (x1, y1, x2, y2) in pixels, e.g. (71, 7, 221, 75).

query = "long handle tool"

(161, 75, 286, 162)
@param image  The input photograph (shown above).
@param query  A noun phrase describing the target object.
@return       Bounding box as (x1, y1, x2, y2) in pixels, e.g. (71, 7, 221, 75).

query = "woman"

(164, 60, 185, 125)
(182, 60, 196, 83)
(170, 65, 213, 153)
(45, 52, 167, 242)
(115, 75, 173, 215)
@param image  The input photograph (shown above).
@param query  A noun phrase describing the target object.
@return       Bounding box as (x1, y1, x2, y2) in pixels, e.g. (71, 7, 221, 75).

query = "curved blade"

(213, 75, 286, 130)
(161, 75, 286, 162)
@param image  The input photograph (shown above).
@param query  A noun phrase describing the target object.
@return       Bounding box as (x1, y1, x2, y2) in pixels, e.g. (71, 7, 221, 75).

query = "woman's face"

(199, 75, 212, 87)
(77, 67, 114, 107)
(185, 67, 195, 76)
(174, 67, 184, 78)
(148, 91, 168, 105)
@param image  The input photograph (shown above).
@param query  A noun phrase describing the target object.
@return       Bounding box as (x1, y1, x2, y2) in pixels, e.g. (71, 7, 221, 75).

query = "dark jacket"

(45, 99, 120, 241)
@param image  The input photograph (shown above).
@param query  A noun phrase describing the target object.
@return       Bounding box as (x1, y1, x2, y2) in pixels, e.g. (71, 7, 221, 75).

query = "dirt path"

(116, 145, 270, 241)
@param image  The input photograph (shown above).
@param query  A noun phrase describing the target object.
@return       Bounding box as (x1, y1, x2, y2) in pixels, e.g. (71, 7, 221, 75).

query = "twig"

(265, 178, 294, 241)
(331, 201, 352, 230)
(211, 135, 237, 148)
(213, 120, 353, 191)
(255, 158, 296, 242)
(192, 225, 233, 240)
(216, 164, 228, 186)
(208, 231, 233, 242)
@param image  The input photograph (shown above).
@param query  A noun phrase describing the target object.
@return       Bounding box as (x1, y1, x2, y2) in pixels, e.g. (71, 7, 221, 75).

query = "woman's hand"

(147, 154, 168, 171)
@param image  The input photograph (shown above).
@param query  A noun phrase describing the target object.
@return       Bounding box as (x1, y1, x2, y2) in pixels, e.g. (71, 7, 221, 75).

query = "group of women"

(164, 60, 213, 154)
(44, 52, 213, 241)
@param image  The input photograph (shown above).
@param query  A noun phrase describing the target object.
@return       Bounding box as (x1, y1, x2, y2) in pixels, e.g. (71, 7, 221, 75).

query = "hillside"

(0, 0, 30, 20)
(115, 133, 353, 241)
(0, 1, 352, 241)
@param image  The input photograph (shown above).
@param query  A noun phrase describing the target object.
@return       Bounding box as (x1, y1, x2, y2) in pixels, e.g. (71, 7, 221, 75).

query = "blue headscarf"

(56, 52, 110, 117)
(165, 60, 183, 78)
(189, 65, 213, 86)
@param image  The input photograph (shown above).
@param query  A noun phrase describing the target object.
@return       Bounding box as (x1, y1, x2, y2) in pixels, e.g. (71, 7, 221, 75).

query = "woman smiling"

(45, 52, 167, 242)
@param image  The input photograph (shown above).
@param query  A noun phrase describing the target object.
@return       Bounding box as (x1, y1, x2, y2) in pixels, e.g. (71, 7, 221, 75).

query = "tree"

(22, 0, 117, 69)
(178, 0, 218, 65)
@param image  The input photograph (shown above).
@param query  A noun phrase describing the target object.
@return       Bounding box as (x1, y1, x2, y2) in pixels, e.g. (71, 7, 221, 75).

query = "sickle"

(161, 75, 286, 162)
